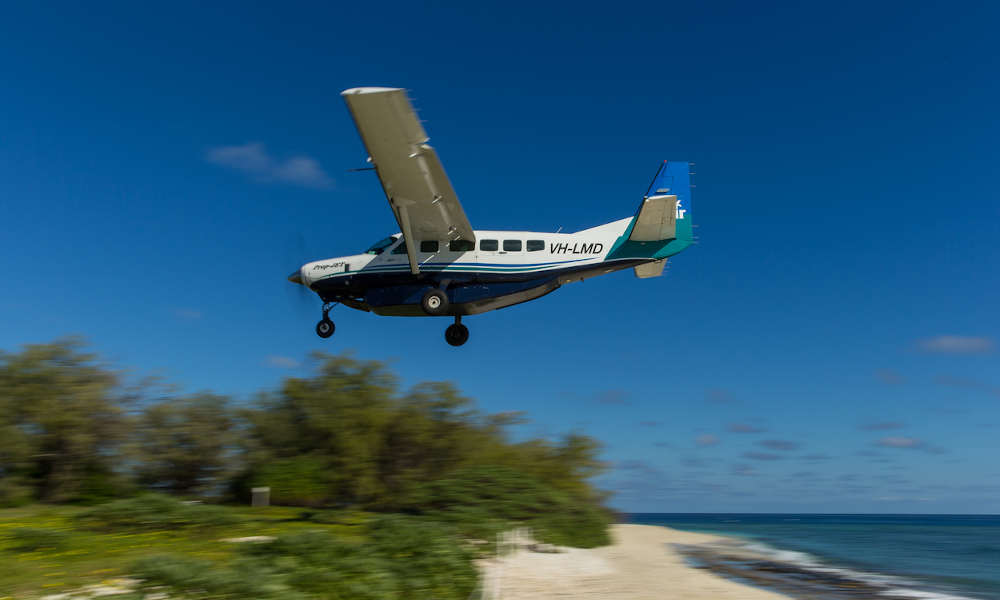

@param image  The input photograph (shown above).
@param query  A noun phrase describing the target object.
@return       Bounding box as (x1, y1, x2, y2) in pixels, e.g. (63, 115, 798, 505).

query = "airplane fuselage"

(297, 215, 691, 317)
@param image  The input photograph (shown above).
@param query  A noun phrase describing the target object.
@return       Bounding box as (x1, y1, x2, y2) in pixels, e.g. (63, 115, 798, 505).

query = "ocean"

(628, 513, 1000, 600)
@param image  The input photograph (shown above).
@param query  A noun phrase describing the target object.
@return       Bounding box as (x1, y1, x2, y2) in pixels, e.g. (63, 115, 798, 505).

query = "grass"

(0, 503, 370, 599)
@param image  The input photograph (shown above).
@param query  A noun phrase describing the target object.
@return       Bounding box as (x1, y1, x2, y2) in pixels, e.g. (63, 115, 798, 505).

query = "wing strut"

(395, 203, 421, 275)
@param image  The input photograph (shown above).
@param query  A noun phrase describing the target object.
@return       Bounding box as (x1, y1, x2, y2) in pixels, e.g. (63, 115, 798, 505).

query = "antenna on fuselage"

(555, 226, 563, 233)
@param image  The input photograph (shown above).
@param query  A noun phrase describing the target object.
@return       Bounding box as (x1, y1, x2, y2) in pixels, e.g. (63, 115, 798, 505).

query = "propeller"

(284, 231, 316, 318)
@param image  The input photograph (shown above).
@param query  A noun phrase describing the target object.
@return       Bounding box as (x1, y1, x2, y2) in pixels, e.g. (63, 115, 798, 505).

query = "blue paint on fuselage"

(311, 258, 644, 312)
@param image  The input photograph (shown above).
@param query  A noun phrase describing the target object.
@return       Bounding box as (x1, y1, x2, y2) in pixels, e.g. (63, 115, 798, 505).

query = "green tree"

(133, 394, 236, 496)
(241, 353, 398, 505)
(0, 339, 128, 503)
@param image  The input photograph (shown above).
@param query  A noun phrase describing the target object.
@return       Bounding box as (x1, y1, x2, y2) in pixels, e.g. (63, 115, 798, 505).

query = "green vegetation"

(8, 526, 69, 552)
(76, 494, 244, 531)
(0, 502, 366, 598)
(131, 519, 477, 600)
(0, 339, 612, 598)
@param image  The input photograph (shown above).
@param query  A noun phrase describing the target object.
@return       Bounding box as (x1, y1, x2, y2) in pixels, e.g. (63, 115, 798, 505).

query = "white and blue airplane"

(288, 87, 694, 346)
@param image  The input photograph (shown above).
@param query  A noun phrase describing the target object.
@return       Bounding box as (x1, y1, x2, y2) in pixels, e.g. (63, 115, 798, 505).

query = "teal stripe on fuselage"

(314, 257, 616, 282)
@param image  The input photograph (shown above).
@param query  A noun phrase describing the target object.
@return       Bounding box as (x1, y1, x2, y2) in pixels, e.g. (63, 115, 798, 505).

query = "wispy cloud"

(206, 142, 333, 189)
(860, 421, 904, 431)
(594, 390, 630, 405)
(917, 335, 995, 354)
(695, 434, 719, 447)
(265, 355, 300, 368)
(616, 459, 666, 478)
(875, 369, 905, 385)
(705, 388, 735, 403)
(758, 439, 800, 451)
(877, 436, 923, 449)
(728, 422, 766, 434)
(743, 451, 783, 461)
(172, 308, 202, 320)
(934, 375, 1000, 397)
(799, 453, 833, 461)
(875, 436, 947, 454)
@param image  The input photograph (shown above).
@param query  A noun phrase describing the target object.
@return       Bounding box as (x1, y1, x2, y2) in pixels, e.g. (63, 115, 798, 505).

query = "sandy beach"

(478, 524, 792, 600)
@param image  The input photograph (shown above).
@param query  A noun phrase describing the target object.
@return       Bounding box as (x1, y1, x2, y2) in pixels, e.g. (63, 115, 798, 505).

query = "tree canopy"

(1, 340, 611, 546)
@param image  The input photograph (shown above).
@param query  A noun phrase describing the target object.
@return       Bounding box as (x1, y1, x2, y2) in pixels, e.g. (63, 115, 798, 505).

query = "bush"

(0, 476, 33, 508)
(132, 554, 309, 600)
(7, 527, 69, 552)
(531, 502, 612, 548)
(134, 524, 477, 600)
(76, 494, 242, 531)
(365, 516, 477, 598)
(408, 465, 612, 548)
(252, 456, 333, 507)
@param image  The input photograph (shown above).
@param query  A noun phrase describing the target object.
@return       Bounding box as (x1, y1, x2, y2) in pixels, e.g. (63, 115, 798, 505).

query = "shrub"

(365, 516, 477, 599)
(135, 524, 477, 600)
(77, 494, 242, 531)
(252, 456, 333, 507)
(0, 476, 33, 508)
(7, 527, 69, 552)
(132, 554, 309, 600)
(409, 465, 612, 548)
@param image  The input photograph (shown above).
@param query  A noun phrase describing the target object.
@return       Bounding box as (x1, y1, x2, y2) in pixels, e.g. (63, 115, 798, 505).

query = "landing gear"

(421, 288, 449, 316)
(315, 302, 336, 339)
(445, 316, 469, 347)
(316, 318, 335, 338)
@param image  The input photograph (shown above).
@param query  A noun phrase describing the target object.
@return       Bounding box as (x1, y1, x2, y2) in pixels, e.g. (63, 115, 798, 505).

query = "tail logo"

(677, 201, 687, 220)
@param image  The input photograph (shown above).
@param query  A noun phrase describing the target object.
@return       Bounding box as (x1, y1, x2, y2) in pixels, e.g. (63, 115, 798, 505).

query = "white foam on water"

(728, 539, 981, 600)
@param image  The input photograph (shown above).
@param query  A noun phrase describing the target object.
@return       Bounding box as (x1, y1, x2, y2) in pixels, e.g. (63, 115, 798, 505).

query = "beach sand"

(478, 523, 792, 600)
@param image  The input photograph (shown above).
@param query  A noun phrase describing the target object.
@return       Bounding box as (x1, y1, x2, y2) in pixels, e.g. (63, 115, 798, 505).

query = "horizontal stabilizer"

(634, 259, 666, 278)
(629, 194, 678, 241)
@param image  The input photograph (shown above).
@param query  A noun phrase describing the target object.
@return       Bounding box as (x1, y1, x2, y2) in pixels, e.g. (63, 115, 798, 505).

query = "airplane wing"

(341, 87, 475, 274)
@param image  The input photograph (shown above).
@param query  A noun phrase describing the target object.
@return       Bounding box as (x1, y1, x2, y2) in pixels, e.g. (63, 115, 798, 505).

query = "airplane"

(288, 87, 694, 346)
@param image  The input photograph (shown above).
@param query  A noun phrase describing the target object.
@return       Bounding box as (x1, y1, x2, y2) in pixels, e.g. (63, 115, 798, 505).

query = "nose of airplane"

(287, 269, 303, 285)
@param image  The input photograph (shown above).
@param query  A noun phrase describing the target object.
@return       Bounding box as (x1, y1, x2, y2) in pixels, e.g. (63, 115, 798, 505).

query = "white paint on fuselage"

(298, 218, 634, 287)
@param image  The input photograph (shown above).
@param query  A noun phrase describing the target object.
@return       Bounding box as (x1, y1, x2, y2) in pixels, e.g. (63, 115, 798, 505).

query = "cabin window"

(526, 240, 544, 252)
(449, 239, 474, 252)
(391, 241, 407, 255)
(365, 236, 396, 255)
(503, 240, 522, 252)
(420, 240, 439, 253)
(480, 239, 498, 251)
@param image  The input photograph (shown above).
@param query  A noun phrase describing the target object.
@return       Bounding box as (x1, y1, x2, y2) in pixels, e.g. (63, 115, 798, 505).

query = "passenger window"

(420, 240, 439, 253)
(503, 240, 522, 252)
(391, 241, 407, 255)
(526, 240, 544, 252)
(480, 239, 498, 251)
(449, 239, 474, 252)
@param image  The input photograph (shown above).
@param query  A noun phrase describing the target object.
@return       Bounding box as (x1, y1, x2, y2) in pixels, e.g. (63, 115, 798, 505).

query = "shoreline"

(476, 523, 794, 599)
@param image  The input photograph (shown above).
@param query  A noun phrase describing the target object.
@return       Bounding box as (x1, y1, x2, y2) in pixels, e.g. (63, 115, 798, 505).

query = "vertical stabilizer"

(606, 161, 694, 262)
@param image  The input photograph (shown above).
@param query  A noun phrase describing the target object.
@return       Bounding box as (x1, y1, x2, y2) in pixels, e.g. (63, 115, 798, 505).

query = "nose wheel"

(315, 302, 337, 339)
(444, 316, 469, 347)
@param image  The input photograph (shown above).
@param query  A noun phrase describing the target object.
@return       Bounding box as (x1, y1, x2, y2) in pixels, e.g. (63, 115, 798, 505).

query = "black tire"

(315, 318, 335, 338)
(445, 323, 469, 347)
(421, 288, 449, 316)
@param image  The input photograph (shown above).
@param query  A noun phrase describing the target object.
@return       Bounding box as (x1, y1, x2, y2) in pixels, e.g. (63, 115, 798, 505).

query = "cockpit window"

(365, 236, 397, 255)
(391, 241, 408, 255)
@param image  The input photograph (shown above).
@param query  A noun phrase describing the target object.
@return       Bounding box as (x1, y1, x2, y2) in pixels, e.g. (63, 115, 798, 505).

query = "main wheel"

(445, 323, 469, 347)
(315, 318, 335, 338)
(421, 288, 449, 316)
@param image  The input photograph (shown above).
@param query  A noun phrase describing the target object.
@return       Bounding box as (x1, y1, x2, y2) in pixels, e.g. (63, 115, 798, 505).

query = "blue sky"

(1, 1, 998, 513)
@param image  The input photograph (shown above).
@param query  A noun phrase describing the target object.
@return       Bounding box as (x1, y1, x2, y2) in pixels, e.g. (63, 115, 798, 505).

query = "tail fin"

(642, 160, 692, 243)
(606, 161, 694, 262)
